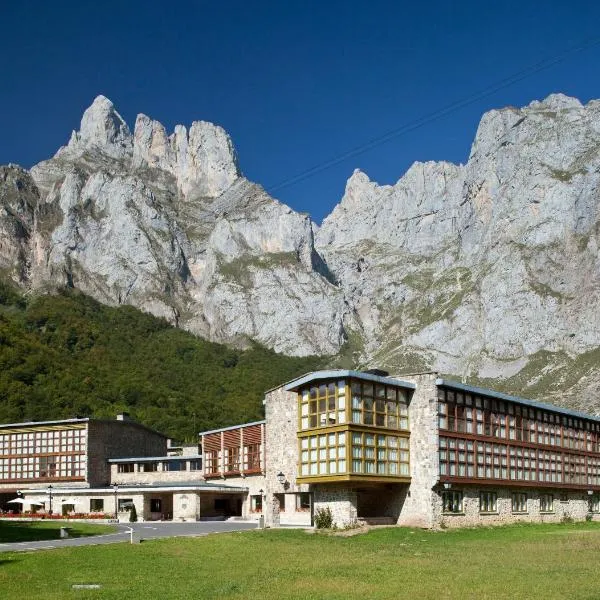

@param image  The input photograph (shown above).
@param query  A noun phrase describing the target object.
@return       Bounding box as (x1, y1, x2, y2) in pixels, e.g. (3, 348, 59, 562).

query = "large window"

(439, 433, 600, 487)
(590, 495, 600, 513)
(540, 493, 554, 513)
(142, 462, 158, 472)
(0, 427, 87, 482)
(90, 498, 104, 512)
(479, 491, 497, 513)
(299, 380, 347, 429)
(244, 444, 261, 471)
(205, 451, 219, 475)
(442, 491, 463, 513)
(350, 382, 409, 430)
(225, 447, 240, 472)
(438, 388, 600, 454)
(300, 432, 346, 476)
(118, 463, 135, 473)
(351, 432, 409, 476)
(511, 492, 527, 513)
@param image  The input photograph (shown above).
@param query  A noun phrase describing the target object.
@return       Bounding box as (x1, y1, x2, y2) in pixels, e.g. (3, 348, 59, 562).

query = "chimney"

(116, 412, 131, 422)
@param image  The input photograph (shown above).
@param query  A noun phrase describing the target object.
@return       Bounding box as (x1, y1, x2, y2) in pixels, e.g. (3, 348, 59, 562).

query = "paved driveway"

(0, 520, 258, 553)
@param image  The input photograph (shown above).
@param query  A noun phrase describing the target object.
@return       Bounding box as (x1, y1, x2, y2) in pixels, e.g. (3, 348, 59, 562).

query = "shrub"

(129, 504, 138, 523)
(314, 507, 334, 529)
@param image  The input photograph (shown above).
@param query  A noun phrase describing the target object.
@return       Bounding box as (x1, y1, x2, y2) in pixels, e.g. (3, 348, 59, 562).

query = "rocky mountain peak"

(60, 95, 133, 160)
(4, 92, 600, 408)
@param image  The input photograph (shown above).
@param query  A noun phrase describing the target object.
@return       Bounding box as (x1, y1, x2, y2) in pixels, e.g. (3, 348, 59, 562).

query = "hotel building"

(3, 370, 600, 527)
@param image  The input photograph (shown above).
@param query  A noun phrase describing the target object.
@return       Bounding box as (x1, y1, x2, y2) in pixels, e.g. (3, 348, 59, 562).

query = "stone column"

(396, 372, 440, 528)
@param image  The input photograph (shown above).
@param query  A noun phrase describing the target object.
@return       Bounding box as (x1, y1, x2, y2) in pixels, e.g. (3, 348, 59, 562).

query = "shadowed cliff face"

(3, 93, 600, 408)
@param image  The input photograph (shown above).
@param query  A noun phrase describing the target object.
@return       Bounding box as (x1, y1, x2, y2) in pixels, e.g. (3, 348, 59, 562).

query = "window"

(300, 431, 347, 477)
(479, 492, 498, 513)
(225, 447, 240, 472)
(117, 463, 134, 473)
(244, 444, 261, 471)
(296, 493, 311, 511)
(188, 459, 202, 471)
(118, 499, 134, 512)
(442, 491, 463, 513)
(250, 494, 263, 513)
(300, 380, 347, 430)
(204, 451, 219, 475)
(142, 462, 158, 472)
(511, 492, 527, 513)
(590, 494, 600, 513)
(90, 499, 104, 512)
(150, 498, 162, 513)
(540, 493, 554, 512)
(274, 493, 285, 512)
(164, 460, 185, 472)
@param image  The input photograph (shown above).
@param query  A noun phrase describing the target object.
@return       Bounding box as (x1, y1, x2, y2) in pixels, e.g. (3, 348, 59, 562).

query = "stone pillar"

(263, 385, 304, 527)
(396, 372, 439, 528)
(173, 492, 201, 521)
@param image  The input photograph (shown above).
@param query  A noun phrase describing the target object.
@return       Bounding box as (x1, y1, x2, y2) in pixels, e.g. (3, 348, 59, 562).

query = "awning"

(7, 498, 43, 507)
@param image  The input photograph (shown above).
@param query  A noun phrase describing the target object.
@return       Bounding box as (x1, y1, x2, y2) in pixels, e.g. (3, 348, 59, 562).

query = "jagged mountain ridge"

(2, 93, 600, 408)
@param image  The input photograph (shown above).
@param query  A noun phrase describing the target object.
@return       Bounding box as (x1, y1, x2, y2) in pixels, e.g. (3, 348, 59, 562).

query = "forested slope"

(0, 283, 324, 441)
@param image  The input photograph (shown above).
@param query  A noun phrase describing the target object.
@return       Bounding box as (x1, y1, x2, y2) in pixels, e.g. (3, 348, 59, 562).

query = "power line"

(266, 35, 600, 195)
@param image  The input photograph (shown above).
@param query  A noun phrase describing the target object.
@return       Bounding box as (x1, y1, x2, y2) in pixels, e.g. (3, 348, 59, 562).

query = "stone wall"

(110, 461, 203, 485)
(396, 372, 439, 528)
(173, 492, 201, 521)
(87, 420, 167, 486)
(313, 486, 357, 527)
(435, 486, 600, 528)
(263, 385, 311, 526)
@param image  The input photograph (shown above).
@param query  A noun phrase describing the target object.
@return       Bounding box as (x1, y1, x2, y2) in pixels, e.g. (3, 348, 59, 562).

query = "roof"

(436, 379, 600, 423)
(21, 482, 248, 494)
(283, 369, 417, 392)
(0, 417, 167, 438)
(199, 420, 266, 436)
(0, 417, 89, 430)
(108, 455, 202, 464)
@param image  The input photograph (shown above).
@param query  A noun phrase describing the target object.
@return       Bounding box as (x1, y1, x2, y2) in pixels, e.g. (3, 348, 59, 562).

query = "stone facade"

(87, 420, 167, 486)
(110, 459, 203, 485)
(434, 487, 600, 528)
(396, 372, 439, 528)
(313, 486, 357, 527)
(263, 386, 312, 526)
(173, 492, 201, 521)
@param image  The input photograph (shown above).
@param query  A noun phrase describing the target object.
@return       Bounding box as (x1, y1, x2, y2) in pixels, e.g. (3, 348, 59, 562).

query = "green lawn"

(0, 521, 116, 544)
(1, 523, 600, 599)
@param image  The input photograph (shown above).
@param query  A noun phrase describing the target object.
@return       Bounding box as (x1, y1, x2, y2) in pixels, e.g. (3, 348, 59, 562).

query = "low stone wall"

(313, 486, 357, 528)
(434, 486, 600, 528)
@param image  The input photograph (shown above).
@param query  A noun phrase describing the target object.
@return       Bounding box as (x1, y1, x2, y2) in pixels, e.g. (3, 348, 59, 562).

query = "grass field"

(0, 521, 116, 544)
(1, 523, 600, 599)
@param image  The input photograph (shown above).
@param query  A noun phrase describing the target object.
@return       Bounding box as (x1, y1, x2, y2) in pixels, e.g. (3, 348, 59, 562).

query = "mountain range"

(2, 92, 600, 410)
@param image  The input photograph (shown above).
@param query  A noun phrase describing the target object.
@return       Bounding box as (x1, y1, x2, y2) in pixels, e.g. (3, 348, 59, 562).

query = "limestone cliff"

(3, 93, 600, 407)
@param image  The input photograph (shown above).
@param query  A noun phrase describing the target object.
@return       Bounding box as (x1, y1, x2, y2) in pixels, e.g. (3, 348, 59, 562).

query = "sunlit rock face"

(20, 96, 345, 356)
(4, 93, 600, 408)
(316, 93, 600, 408)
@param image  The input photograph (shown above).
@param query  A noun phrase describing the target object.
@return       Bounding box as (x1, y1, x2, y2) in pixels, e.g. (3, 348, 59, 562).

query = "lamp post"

(277, 472, 285, 485)
(47, 484, 53, 515)
(113, 483, 119, 521)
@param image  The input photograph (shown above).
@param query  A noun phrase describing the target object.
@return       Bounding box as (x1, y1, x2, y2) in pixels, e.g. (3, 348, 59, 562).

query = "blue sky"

(2, 0, 600, 222)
